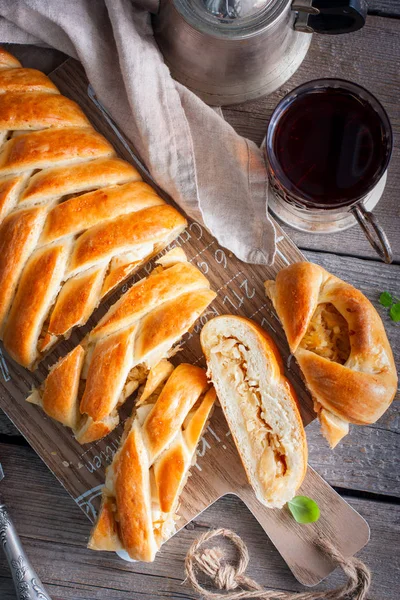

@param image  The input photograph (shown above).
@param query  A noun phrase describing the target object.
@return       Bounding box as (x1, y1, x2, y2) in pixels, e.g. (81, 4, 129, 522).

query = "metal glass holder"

(268, 171, 387, 234)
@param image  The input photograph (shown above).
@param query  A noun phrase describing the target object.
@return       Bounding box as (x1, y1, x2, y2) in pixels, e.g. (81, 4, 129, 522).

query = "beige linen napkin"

(0, 0, 276, 264)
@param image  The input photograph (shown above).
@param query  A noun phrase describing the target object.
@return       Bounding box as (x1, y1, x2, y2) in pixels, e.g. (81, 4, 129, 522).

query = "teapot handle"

(294, 0, 367, 34)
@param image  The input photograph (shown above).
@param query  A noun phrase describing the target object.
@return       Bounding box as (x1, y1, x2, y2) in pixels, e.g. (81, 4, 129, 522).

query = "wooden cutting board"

(0, 59, 369, 587)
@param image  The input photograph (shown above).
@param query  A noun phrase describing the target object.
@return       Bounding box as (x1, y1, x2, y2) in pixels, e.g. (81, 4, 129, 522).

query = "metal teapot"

(141, 0, 367, 105)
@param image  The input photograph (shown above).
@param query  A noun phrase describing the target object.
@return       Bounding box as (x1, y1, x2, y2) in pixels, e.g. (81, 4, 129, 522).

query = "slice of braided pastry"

(201, 315, 307, 509)
(27, 249, 216, 444)
(88, 362, 216, 562)
(0, 48, 187, 369)
(265, 262, 398, 448)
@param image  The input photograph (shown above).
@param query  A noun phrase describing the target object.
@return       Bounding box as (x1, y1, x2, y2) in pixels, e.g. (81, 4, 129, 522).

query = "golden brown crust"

(0, 50, 188, 368)
(143, 364, 209, 460)
(80, 325, 137, 422)
(0, 128, 114, 176)
(0, 68, 59, 94)
(3, 243, 69, 367)
(68, 204, 186, 277)
(88, 497, 122, 552)
(27, 252, 215, 443)
(319, 409, 349, 448)
(75, 417, 119, 446)
(40, 181, 163, 245)
(92, 261, 210, 341)
(0, 206, 46, 330)
(0, 175, 26, 222)
(0, 92, 89, 130)
(114, 425, 157, 561)
(135, 289, 217, 363)
(138, 359, 175, 405)
(0, 49, 22, 70)
(43, 266, 106, 339)
(296, 348, 396, 424)
(89, 363, 215, 561)
(41, 345, 85, 429)
(265, 262, 398, 445)
(153, 437, 187, 514)
(20, 157, 141, 206)
(183, 387, 216, 451)
(99, 260, 141, 299)
(264, 262, 323, 352)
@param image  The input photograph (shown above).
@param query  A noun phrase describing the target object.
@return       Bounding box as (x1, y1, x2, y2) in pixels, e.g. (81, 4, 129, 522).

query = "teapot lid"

(173, 0, 285, 37)
(202, 0, 273, 20)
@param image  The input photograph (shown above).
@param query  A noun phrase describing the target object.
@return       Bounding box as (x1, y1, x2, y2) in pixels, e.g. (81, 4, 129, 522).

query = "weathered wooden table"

(0, 2, 399, 598)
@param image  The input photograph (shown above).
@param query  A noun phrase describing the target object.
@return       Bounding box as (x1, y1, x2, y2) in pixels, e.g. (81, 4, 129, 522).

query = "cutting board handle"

(236, 466, 370, 587)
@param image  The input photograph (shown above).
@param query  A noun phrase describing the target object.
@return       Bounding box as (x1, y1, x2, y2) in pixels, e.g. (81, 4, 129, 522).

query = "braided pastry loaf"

(89, 362, 216, 562)
(265, 262, 398, 448)
(0, 48, 187, 369)
(201, 316, 307, 508)
(27, 249, 216, 444)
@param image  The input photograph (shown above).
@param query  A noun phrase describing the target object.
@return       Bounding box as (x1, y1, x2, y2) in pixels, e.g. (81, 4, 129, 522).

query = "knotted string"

(185, 528, 371, 600)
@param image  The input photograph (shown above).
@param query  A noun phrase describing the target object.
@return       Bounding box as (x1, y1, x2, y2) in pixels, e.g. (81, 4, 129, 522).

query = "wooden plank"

(2, 43, 67, 74)
(0, 443, 398, 600)
(0, 410, 19, 437)
(2, 403, 398, 501)
(368, 0, 400, 16)
(2, 400, 398, 499)
(223, 15, 400, 262)
(307, 404, 400, 497)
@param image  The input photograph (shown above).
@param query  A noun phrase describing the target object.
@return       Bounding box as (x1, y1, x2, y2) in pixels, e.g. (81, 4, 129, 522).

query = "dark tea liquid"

(272, 88, 388, 206)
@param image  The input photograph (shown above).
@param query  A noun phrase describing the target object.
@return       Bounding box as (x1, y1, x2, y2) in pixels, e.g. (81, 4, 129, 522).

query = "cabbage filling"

(300, 302, 350, 364)
(118, 364, 148, 405)
(211, 337, 287, 485)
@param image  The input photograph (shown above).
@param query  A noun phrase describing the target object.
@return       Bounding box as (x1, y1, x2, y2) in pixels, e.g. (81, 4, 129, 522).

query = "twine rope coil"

(185, 528, 371, 600)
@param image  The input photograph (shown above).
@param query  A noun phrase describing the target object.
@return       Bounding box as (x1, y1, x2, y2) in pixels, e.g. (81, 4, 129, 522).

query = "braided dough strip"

(0, 48, 187, 369)
(27, 249, 217, 444)
(88, 363, 216, 562)
(265, 262, 398, 447)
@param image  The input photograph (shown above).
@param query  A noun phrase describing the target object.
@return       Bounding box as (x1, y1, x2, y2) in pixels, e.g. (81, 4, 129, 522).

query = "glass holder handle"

(352, 203, 393, 264)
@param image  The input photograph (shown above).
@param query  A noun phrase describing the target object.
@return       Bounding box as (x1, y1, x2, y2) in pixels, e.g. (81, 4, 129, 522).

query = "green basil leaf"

(379, 291, 393, 307)
(389, 303, 400, 322)
(287, 496, 320, 524)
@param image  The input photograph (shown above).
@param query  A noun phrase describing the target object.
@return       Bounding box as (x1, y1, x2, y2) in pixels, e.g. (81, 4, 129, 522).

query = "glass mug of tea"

(265, 79, 393, 263)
